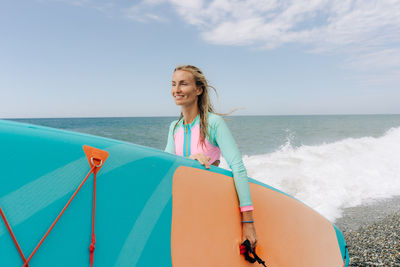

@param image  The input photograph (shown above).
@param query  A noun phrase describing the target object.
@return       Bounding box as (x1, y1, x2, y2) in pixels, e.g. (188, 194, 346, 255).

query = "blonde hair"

(173, 65, 221, 147)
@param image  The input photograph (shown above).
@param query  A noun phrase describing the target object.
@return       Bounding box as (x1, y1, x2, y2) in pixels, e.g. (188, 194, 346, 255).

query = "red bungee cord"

(0, 145, 108, 267)
(22, 166, 96, 267)
(0, 206, 29, 266)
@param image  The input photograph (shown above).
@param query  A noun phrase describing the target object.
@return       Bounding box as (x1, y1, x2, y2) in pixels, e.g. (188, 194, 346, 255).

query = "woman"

(165, 65, 257, 248)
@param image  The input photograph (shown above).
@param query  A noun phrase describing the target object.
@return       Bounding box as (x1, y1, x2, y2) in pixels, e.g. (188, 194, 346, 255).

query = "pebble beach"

(335, 197, 400, 266)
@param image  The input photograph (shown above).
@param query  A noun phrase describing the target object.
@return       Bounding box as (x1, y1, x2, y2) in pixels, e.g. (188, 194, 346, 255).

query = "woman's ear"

(196, 86, 203, 96)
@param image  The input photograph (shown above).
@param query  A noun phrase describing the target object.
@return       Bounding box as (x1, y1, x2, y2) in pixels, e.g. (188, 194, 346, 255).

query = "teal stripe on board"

(333, 224, 349, 267)
(136, 197, 173, 266)
(114, 158, 179, 266)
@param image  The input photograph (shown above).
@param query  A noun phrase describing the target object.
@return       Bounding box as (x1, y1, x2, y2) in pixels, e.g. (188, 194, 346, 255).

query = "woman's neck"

(182, 104, 199, 125)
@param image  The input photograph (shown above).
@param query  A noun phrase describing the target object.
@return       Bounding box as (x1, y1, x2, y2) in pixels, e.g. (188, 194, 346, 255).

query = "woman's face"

(171, 70, 202, 107)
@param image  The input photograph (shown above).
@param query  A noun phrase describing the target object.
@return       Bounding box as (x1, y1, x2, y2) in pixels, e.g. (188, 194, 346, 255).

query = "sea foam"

(220, 126, 400, 222)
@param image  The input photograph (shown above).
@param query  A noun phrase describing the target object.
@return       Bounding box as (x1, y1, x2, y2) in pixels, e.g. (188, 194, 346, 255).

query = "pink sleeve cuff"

(240, 205, 254, 212)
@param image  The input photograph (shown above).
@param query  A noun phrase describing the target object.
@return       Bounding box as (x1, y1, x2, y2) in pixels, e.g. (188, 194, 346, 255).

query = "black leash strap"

(241, 240, 267, 266)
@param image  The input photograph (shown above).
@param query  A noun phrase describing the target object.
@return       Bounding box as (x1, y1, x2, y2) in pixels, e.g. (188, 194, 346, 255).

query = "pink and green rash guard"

(165, 112, 254, 212)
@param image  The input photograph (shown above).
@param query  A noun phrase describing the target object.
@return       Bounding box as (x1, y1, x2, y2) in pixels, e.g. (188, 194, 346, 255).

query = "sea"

(8, 115, 400, 222)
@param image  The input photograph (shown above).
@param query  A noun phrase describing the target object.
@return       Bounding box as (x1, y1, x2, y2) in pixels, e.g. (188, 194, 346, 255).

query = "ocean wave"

(220, 126, 400, 222)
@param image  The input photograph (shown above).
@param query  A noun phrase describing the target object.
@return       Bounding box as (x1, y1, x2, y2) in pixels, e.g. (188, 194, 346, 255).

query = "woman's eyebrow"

(172, 79, 190, 84)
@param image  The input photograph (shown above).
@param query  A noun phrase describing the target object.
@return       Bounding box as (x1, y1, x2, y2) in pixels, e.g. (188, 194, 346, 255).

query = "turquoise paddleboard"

(0, 119, 348, 266)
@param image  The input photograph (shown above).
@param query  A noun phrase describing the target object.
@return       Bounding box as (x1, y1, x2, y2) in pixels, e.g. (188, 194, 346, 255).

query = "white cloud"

(37, 0, 92, 7)
(154, 0, 400, 82)
(346, 49, 400, 72)
(38, 0, 116, 16)
(184, 1, 399, 48)
(357, 70, 400, 86)
(47, 0, 400, 82)
(123, 0, 171, 23)
(123, 4, 166, 23)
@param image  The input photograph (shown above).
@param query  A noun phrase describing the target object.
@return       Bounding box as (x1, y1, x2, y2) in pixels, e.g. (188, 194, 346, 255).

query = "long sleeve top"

(165, 112, 253, 211)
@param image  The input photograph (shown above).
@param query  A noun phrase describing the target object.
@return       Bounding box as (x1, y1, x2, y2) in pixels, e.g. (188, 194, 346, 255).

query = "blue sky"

(1, 0, 399, 118)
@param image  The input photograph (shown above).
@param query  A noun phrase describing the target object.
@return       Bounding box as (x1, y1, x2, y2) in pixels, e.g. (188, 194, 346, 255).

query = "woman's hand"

(189, 153, 211, 169)
(242, 210, 257, 248)
(242, 222, 258, 248)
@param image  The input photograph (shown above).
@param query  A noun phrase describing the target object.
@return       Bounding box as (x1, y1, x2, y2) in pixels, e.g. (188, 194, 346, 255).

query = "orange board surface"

(171, 166, 343, 267)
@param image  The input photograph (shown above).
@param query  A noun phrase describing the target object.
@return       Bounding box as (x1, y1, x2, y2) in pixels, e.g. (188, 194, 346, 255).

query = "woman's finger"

(201, 156, 210, 169)
(252, 236, 258, 247)
(189, 153, 211, 168)
(204, 161, 210, 169)
(199, 158, 210, 169)
(197, 154, 210, 168)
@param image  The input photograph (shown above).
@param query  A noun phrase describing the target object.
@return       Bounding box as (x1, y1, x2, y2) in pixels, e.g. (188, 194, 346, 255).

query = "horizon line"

(2, 113, 400, 120)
